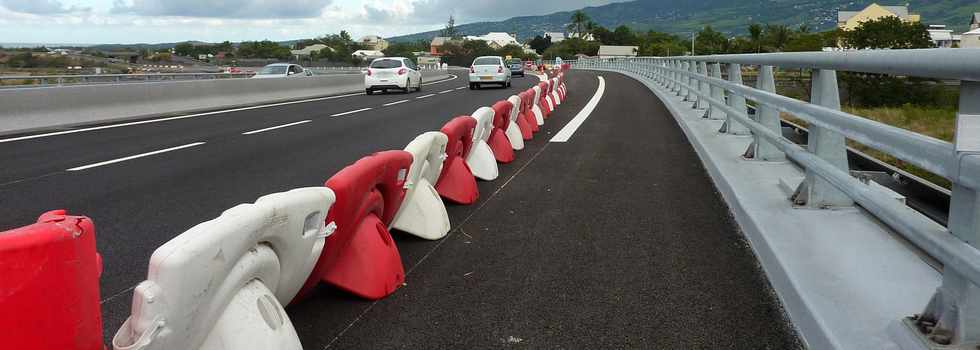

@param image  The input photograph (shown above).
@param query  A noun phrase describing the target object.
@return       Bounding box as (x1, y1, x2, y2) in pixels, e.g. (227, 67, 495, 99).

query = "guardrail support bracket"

(791, 69, 852, 208)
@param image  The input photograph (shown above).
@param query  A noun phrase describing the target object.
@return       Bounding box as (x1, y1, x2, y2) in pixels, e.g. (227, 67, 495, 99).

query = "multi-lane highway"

(1, 69, 798, 348)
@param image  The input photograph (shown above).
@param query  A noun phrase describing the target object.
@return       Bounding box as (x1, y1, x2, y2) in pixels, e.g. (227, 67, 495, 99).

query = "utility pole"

(691, 32, 697, 56)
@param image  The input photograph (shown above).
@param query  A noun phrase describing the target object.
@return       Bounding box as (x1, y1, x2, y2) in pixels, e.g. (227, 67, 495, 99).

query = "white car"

(468, 56, 511, 89)
(251, 63, 313, 79)
(364, 57, 422, 95)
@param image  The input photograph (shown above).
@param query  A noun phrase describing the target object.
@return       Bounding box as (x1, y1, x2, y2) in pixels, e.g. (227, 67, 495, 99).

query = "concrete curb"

(583, 68, 939, 350)
(1, 71, 453, 136)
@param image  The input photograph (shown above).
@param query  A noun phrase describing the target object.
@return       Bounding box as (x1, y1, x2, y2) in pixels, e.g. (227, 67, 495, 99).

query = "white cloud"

(1, 0, 90, 14)
(111, 0, 334, 19)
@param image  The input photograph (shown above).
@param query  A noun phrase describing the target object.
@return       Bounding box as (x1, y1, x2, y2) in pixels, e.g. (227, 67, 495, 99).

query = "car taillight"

(498, 66, 503, 73)
(398, 68, 407, 75)
(366, 69, 372, 76)
(470, 66, 475, 73)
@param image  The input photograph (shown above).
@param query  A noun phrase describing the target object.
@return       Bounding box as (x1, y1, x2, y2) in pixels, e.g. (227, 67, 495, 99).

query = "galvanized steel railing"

(0, 72, 255, 88)
(572, 49, 980, 347)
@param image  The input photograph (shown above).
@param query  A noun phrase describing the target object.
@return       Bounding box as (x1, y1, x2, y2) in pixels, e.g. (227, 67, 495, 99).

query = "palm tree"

(567, 10, 591, 37)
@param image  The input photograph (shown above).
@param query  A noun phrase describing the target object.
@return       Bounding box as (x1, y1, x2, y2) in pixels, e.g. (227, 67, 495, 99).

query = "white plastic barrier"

(466, 107, 499, 181)
(550, 77, 562, 106)
(531, 86, 545, 126)
(543, 80, 556, 111)
(391, 132, 451, 240)
(505, 95, 525, 150)
(112, 187, 336, 350)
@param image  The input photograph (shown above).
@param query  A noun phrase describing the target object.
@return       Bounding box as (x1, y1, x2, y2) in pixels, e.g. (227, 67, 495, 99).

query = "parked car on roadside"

(364, 57, 422, 95)
(469, 56, 511, 89)
(508, 58, 525, 77)
(251, 63, 313, 79)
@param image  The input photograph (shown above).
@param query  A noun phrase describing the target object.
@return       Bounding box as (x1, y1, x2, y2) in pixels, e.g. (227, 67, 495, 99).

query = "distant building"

(927, 25, 956, 48)
(359, 35, 389, 51)
(464, 32, 520, 49)
(837, 3, 919, 31)
(430, 37, 458, 56)
(598, 45, 638, 59)
(291, 44, 331, 59)
(568, 32, 595, 41)
(544, 32, 565, 43)
(351, 50, 385, 60)
(962, 28, 980, 48)
(972, 13, 980, 31)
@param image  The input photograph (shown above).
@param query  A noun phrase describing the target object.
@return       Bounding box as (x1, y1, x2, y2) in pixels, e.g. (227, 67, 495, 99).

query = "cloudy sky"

(0, 0, 624, 45)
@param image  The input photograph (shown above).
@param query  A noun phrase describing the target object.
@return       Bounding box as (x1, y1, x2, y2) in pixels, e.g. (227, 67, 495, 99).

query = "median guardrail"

(573, 49, 980, 348)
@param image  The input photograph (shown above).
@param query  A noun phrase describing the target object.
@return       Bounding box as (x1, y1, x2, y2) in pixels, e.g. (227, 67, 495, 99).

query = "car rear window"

(509, 59, 521, 64)
(473, 57, 501, 66)
(371, 59, 403, 69)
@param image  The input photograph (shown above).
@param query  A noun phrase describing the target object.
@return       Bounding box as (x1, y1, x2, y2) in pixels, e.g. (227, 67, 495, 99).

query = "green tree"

(440, 15, 460, 39)
(748, 23, 763, 53)
(528, 35, 552, 54)
(763, 24, 793, 52)
(842, 16, 932, 49)
(695, 26, 728, 55)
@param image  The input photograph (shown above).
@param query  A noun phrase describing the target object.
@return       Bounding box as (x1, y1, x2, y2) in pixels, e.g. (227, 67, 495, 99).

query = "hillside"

(389, 0, 980, 43)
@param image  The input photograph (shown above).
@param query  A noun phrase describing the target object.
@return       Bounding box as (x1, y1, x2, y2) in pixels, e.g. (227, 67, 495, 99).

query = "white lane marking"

(242, 120, 311, 135)
(550, 76, 605, 143)
(67, 142, 206, 171)
(455, 86, 467, 90)
(421, 74, 457, 86)
(415, 93, 436, 99)
(382, 99, 409, 107)
(331, 107, 372, 117)
(0, 74, 461, 144)
(438, 89, 453, 94)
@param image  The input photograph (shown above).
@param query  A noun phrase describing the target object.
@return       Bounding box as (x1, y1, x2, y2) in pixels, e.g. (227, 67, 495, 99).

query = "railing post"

(917, 80, 980, 346)
(706, 63, 725, 120)
(745, 65, 785, 161)
(695, 62, 709, 110)
(721, 63, 751, 135)
(678, 62, 690, 98)
(685, 61, 697, 102)
(791, 69, 852, 208)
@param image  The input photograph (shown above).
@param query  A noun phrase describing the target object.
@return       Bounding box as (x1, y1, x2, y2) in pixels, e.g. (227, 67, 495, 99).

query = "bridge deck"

(0, 70, 800, 348)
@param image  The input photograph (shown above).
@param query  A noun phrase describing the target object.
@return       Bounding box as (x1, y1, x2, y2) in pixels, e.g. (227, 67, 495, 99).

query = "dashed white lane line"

(455, 86, 467, 90)
(382, 99, 410, 107)
(331, 107, 373, 117)
(550, 76, 605, 143)
(415, 93, 436, 99)
(67, 142, 206, 171)
(0, 74, 462, 144)
(242, 120, 311, 135)
(438, 89, 454, 94)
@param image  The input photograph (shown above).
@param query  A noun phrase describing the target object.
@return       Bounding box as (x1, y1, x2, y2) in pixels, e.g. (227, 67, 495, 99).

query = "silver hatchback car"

(468, 56, 511, 89)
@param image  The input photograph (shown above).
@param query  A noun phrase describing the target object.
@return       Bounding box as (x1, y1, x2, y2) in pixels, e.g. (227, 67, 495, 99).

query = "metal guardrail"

(0, 72, 255, 87)
(572, 49, 980, 347)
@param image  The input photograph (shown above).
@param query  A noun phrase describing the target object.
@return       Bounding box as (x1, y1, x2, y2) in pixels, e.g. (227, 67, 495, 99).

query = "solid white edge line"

(241, 120, 311, 135)
(415, 94, 436, 99)
(0, 74, 462, 144)
(550, 76, 605, 143)
(331, 107, 372, 117)
(382, 99, 410, 107)
(66, 142, 206, 171)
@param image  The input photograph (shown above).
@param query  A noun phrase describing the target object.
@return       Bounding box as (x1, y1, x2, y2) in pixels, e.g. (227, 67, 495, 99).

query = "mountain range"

(389, 0, 980, 43)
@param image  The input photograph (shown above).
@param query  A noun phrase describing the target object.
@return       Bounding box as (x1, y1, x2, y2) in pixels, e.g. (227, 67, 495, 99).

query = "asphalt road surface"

(0, 69, 800, 348)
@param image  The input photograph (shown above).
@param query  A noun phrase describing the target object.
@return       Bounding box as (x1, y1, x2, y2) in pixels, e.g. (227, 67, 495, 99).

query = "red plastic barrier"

(538, 82, 553, 118)
(296, 151, 412, 300)
(489, 100, 515, 163)
(0, 210, 104, 350)
(516, 90, 535, 139)
(522, 89, 540, 132)
(435, 116, 479, 204)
